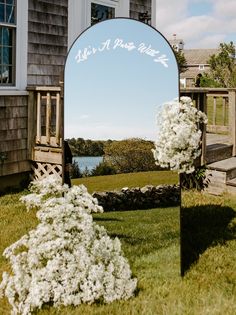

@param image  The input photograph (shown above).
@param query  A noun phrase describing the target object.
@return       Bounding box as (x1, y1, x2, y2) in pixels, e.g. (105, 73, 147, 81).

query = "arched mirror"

(64, 18, 181, 278)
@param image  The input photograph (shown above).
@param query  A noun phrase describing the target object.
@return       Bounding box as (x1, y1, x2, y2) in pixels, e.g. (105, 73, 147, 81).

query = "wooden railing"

(180, 88, 236, 162)
(29, 87, 62, 146)
(206, 89, 229, 134)
(27, 86, 63, 179)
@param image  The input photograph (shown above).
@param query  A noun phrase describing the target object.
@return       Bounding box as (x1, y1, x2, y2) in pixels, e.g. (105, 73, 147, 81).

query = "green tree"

(104, 138, 158, 174)
(70, 161, 82, 179)
(201, 42, 236, 88)
(67, 138, 106, 156)
(173, 49, 188, 74)
(198, 75, 221, 88)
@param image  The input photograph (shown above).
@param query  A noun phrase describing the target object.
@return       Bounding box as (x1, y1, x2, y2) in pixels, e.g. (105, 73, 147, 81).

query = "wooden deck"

(206, 133, 230, 145)
(206, 133, 236, 194)
(180, 88, 236, 194)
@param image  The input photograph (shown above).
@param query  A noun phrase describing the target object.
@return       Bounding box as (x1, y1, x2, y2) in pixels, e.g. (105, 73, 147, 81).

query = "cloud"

(213, 0, 236, 17)
(196, 34, 226, 48)
(155, 0, 236, 48)
(155, 0, 188, 35)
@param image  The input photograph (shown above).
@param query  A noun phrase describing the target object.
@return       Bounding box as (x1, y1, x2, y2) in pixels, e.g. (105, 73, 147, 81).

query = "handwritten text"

(75, 38, 169, 68)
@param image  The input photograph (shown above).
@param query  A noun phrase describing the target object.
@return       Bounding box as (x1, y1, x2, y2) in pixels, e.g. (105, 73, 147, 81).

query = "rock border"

(92, 184, 180, 211)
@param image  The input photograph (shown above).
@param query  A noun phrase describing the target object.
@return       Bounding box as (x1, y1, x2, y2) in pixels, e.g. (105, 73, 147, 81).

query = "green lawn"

(0, 175, 236, 314)
(72, 170, 179, 194)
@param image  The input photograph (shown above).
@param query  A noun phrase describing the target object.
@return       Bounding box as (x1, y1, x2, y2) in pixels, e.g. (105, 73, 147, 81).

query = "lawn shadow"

(181, 204, 236, 276)
(93, 217, 123, 222)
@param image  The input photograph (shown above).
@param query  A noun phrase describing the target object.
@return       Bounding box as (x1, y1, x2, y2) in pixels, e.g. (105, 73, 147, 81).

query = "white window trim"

(199, 64, 205, 70)
(151, 0, 157, 28)
(0, 0, 28, 92)
(68, 0, 129, 49)
(86, 0, 118, 28)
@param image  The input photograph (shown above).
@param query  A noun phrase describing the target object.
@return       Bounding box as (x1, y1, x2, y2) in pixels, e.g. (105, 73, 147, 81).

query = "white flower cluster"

(152, 96, 208, 174)
(0, 176, 137, 315)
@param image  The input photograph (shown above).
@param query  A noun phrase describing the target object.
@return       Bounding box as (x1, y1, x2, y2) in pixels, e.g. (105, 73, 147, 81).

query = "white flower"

(0, 176, 137, 314)
(153, 96, 208, 174)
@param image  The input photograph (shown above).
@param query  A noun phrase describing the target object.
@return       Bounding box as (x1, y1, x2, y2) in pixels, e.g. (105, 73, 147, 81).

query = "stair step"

(206, 143, 233, 164)
(207, 157, 236, 181)
(226, 178, 236, 187)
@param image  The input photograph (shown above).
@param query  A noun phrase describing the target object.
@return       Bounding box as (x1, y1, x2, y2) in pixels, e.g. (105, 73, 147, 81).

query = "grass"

(0, 174, 236, 314)
(72, 170, 179, 194)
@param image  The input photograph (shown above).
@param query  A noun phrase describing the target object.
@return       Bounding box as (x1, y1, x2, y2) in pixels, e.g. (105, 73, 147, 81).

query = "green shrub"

(104, 138, 158, 174)
(180, 165, 212, 190)
(91, 161, 116, 176)
(82, 166, 91, 177)
(70, 161, 82, 179)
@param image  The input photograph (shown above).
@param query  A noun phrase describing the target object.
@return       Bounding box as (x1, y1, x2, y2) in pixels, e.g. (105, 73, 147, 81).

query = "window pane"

(1, 65, 9, 83)
(0, 4, 4, 22)
(2, 27, 12, 46)
(91, 3, 115, 26)
(0, 1, 16, 85)
(3, 46, 11, 64)
(6, 4, 15, 23)
(0, 1, 15, 23)
(0, 26, 14, 84)
(6, 0, 15, 5)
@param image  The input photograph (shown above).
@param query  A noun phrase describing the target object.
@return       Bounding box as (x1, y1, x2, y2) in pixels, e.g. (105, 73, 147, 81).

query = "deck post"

(56, 92, 61, 145)
(229, 89, 236, 156)
(36, 92, 42, 143)
(213, 96, 217, 126)
(46, 92, 51, 144)
(197, 91, 207, 165)
(27, 91, 36, 160)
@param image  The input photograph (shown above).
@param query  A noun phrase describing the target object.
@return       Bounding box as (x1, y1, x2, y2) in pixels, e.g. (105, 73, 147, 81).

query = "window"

(199, 64, 205, 70)
(0, 0, 16, 85)
(68, 0, 129, 49)
(0, 0, 28, 91)
(91, 2, 116, 26)
(88, 1, 118, 26)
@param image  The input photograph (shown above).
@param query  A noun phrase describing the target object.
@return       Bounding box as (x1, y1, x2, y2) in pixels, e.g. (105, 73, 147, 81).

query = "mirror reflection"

(64, 18, 181, 283)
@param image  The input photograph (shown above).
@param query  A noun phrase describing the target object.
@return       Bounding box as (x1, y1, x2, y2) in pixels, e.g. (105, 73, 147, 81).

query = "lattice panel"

(31, 162, 62, 181)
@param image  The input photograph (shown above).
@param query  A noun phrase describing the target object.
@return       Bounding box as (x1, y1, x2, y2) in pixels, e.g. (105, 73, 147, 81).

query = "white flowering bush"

(0, 176, 137, 315)
(152, 96, 208, 174)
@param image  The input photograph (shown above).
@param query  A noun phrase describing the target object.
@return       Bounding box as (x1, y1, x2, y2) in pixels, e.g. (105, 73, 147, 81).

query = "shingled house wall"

(0, 0, 69, 190)
(27, 0, 68, 86)
(0, 95, 30, 190)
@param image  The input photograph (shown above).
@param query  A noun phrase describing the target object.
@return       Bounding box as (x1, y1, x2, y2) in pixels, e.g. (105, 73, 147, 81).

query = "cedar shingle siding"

(28, 0, 68, 86)
(0, 96, 30, 177)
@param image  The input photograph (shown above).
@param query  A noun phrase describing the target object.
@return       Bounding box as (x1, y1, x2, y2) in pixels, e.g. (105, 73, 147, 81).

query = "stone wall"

(93, 184, 180, 211)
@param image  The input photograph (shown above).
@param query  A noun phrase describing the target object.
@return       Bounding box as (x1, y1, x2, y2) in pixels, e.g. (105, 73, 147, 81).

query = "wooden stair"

(206, 157, 236, 194)
(206, 143, 233, 164)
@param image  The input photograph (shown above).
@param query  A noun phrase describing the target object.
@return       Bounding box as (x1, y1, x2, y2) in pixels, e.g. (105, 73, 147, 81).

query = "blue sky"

(156, 0, 236, 48)
(65, 19, 178, 140)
